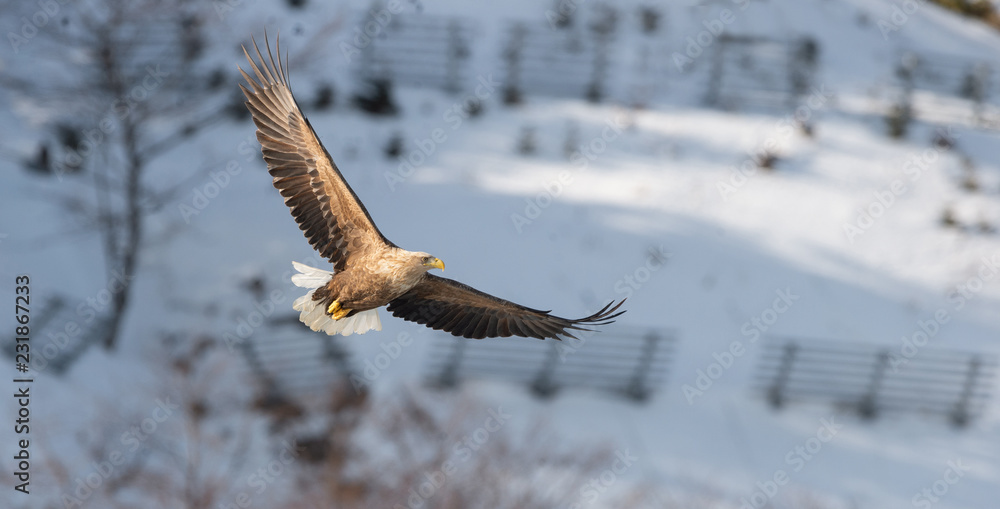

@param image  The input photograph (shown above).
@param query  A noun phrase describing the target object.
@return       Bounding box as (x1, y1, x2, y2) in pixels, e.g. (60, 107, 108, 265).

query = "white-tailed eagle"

(239, 35, 624, 339)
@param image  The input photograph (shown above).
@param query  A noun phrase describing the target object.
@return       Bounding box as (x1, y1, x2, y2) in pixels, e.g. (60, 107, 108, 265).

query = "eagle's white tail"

(290, 262, 382, 336)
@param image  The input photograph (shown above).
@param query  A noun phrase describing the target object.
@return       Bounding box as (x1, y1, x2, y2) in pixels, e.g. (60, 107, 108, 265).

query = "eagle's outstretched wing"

(239, 35, 393, 272)
(387, 275, 626, 340)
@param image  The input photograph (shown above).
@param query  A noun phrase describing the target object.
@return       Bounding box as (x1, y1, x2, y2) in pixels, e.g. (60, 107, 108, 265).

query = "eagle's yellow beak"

(425, 257, 445, 271)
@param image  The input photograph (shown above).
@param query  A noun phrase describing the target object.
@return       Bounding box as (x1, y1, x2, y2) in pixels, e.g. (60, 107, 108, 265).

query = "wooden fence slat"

(424, 327, 674, 402)
(756, 337, 996, 426)
(705, 35, 818, 112)
(353, 13, 474, 94)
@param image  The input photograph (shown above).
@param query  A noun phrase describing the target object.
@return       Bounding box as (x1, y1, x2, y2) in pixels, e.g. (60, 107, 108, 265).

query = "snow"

(2, 0, 1000, 507)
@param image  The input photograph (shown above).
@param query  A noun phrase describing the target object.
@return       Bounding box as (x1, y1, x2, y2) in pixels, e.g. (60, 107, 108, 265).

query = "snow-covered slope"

(2, 0, 1000, 508)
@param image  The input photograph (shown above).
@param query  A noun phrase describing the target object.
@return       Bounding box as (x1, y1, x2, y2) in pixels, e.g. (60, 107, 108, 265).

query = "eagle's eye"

(421, 256, 430, 264)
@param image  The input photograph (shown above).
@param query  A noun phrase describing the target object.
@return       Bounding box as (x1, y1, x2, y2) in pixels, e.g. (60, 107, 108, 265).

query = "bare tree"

(1, 0, 246, 349)
(2, 0, 346, 350)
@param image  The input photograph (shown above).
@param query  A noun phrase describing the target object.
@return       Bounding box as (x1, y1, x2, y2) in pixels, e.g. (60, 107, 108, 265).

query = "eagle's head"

(416, 252, 445, 272)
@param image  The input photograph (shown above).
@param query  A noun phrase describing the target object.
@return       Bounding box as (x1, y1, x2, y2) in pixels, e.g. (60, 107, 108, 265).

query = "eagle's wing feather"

(239, 35, 393, 271)
(387, 275, 626, 340)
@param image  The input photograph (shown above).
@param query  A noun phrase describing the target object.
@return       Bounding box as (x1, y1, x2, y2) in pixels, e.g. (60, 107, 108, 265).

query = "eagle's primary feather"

(240, 33, 625, 340)
(238, 36, 393, 273)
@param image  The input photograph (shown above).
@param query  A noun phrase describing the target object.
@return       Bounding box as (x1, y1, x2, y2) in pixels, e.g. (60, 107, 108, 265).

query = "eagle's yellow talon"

(326, 300, 352, 320)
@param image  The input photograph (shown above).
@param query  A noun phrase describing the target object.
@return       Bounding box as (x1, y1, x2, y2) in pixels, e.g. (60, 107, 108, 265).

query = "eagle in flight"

(239, 35, 624, 339)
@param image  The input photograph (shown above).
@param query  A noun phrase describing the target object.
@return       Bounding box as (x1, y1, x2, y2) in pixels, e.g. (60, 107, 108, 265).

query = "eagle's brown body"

(312, 248, 429, 317)
(240, 35, 624, 339)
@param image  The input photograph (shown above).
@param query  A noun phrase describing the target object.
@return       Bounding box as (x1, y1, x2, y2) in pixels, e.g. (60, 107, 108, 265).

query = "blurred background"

(1, 0, 999, 507)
